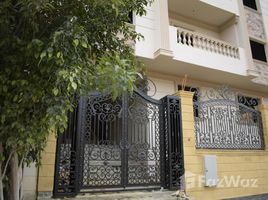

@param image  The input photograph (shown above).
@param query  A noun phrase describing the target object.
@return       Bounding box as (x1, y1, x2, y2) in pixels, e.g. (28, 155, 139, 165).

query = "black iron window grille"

(193, 86, 264, 150)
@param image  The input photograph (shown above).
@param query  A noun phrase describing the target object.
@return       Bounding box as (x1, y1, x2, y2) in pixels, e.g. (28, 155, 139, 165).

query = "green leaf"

(73, 39, 79, 47)
(3, 86, 8, 92)
(81, 41, 88, 48)
(48, 52, 53, 58)
(52, 88, 59, 96)
(56, 52, 61, 58)
(13, 95, 18, 102)
(40, 51, 46, 59)
(1, 115, 6, 124)
(71, 82, 77, 90)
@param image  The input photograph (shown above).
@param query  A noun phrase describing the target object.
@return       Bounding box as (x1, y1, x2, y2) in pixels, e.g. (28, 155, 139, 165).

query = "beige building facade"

(30, 0, 268, 200)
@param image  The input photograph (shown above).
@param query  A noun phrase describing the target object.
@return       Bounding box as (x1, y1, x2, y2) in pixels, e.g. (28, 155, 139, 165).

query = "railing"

(176, 27, 240, 59)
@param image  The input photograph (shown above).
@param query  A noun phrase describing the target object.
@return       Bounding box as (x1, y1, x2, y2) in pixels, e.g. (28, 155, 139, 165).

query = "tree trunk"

(0, 142, 4, 200)
(10, 152, 19, 200)
(0, 169, 3, 200)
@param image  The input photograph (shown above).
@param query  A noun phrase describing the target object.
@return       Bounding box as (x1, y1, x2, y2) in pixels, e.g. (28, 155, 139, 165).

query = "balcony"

(176, 27, 239, 59)
(168, 26, 247, 76)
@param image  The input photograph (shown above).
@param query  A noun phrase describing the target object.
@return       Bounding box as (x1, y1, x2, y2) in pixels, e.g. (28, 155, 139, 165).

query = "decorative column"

(154, 0, 173, 57)
(236, 0, 255, 76)
(174, 90, 196, 192)
(37, 131, 57, 198)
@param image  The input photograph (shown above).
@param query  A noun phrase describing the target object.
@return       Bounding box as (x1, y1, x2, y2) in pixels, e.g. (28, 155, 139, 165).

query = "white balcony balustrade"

(176, 27, 240, 59)
(168, 26, 247, 76)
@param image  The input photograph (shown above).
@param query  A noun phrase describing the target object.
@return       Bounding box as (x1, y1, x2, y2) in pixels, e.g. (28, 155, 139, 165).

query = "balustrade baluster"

(199, 37, 204, 49)
(227, 45, 230, 56)
(211, 41, 216, 52)
(225, 45, 229, 56)
(181, 32, 186, 44)
(230, 46, 233, 57)
(204, 38, 208, 50)
(203, 38, 206, 50)
(221, 44, 225, 55)
(208, 39, 211, 51)
(195, 35, 200, 48)
(233, 48, 236, 58)
(216, 42, 220, 53)
(210, 40, 214, 52)
(186, 33, 190, 46)
(208, 39, 212, 51)
(236, 48, 239, 58)
(207, 39, 211, 51)
(234, 47, 238, 58)
(229, 46, 233, 57)
(192, 34, 196, 47)
(177, 30, 182, 43)
(227, 45, 231, 56)
(211, 41, 215, 52)
(188, 33, 193, 46)
(232, 47, 235, 57)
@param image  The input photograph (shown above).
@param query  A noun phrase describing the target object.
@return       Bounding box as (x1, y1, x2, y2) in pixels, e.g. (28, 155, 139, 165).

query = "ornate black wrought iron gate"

(53, 91, 184, 197)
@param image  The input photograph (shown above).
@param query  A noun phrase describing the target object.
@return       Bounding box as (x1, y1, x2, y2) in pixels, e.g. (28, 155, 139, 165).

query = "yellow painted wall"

(37, 131, 56, 193)
(177, 91, 268, 200)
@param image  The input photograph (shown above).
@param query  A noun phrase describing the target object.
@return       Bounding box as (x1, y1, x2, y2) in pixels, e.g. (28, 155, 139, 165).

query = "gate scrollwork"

(53, 90, 184, 197)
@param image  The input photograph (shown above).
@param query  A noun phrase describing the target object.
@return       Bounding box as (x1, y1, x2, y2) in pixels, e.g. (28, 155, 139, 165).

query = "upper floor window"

(250, 40, 267, 62)
(243, 0, 258, 10)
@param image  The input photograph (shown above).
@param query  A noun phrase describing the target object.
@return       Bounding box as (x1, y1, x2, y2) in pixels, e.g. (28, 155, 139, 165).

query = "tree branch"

(19, 156, 25, 169)
(1, 149, 15, 180)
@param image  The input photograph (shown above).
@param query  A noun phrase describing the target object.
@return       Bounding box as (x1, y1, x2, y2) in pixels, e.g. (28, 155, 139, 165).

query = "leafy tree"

(0, 0, 151, 199)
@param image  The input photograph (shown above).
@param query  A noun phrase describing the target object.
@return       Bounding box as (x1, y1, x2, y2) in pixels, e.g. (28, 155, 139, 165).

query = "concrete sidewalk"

(44, 190, 179, 200)
(40, 191, 268, 200)
(227, 194, 268, 200)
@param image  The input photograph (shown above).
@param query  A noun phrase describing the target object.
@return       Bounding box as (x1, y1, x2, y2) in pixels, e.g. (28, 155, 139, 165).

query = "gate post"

(258, 104, 268, 150)
(37, 130, 57, 198)
(174, 90, 195, 192)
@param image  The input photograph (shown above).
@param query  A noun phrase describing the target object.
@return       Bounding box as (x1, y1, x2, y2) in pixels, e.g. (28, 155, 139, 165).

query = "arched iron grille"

(193, 86, 264, 149)
(53, 91, 184, 197)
